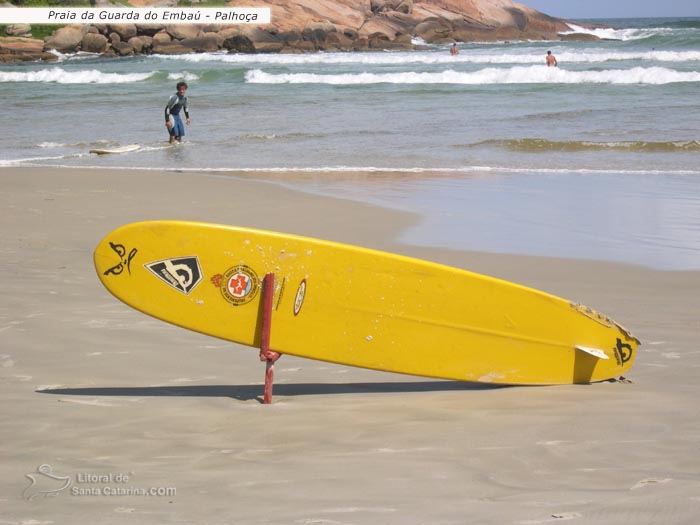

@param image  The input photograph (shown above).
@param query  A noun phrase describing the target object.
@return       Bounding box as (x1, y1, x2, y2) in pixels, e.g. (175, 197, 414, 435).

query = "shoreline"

(9, 163, 694, 271)
(2, 166, 699, 522)
(4, 165, 698, 274)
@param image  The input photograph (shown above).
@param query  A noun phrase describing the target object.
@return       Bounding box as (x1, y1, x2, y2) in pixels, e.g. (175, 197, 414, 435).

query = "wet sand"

(1, 167, 699, 524)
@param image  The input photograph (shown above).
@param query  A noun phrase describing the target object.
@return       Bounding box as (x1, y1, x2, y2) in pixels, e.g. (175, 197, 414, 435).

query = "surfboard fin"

(575, 345, 609, 360)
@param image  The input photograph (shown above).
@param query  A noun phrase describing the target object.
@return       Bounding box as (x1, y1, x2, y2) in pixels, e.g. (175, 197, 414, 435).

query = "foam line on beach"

(0, 153, 89, 166)
(475, 138, 700, 152)
(6, 162, 699, 177)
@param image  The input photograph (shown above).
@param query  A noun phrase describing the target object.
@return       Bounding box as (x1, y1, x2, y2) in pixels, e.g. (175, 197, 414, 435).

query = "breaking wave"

(561, 23, 662, 41)
(245, 66, 700, 85)
(156, 49, 700, 65)
(0, 68, 156, 84)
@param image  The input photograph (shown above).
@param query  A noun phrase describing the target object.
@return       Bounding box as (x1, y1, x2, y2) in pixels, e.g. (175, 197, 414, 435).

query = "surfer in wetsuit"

(165, 81, 190, 144)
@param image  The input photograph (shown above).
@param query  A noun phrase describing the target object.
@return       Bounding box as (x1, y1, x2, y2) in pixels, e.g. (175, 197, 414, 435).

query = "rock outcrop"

(0, 0, 596, 63)
(0, 36, 57, 63)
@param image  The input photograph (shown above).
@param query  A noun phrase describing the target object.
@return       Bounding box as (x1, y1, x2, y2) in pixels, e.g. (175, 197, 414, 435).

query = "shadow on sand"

(38, 381, 509, 404)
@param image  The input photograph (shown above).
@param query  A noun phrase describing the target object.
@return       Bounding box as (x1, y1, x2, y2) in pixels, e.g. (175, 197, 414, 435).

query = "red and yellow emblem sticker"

(211, 265, 260, 306)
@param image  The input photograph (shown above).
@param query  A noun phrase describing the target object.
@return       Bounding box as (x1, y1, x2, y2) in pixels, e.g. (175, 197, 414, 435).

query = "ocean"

(2, 17, 699, 270)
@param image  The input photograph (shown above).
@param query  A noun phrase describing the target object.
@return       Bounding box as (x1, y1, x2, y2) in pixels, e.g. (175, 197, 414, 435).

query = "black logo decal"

(103, 242, 138, 276)
(145, 256, 203, 295)
(616, 338, 633, 365)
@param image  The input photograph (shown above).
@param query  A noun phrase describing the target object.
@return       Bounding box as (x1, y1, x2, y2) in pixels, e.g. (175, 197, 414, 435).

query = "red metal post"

(260, 272, 281, 404)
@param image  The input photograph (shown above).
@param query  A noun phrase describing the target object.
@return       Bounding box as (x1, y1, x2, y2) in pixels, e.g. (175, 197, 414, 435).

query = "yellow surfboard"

(93, 221, 639, 385)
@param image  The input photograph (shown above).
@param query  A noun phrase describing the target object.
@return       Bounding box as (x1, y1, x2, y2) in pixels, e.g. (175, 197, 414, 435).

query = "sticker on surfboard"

(212, 265, 260, 306)
(145, 256, 203, 295)
(293, 279, 307, 316)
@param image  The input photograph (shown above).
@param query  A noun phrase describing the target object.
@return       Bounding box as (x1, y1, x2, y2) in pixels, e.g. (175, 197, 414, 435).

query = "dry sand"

(1, 167, 699, 524)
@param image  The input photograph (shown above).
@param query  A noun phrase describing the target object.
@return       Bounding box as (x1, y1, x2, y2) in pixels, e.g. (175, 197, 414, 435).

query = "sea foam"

(0, 68, 155, 84)
(245, 65, 700, 85)
(155, 49, 700, 66)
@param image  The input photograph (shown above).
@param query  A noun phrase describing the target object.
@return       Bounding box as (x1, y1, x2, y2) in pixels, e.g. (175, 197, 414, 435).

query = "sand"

(1, 167, 699, 524)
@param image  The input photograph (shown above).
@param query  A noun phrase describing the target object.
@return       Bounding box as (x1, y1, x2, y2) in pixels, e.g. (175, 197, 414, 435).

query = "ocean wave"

(245, 66, 700, 85)
(167, 71, 200, 81)
(475, 139, 700, 153)
(154, 49, 700, 66)
(562, 22, 700, 48)
(561, 23, 668, 41)
(553, 50, 700, 64)
(0, 68, 156, 84)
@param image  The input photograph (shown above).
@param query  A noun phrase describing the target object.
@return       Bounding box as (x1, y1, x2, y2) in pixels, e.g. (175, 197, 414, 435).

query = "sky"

(522, 0, 699, 19)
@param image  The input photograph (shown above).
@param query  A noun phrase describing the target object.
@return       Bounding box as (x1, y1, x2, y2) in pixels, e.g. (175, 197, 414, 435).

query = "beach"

(2, 166, 699, 523)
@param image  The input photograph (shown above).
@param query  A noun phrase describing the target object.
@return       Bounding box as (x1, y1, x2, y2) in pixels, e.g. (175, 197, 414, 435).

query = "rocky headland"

(1, 0, 600, 63)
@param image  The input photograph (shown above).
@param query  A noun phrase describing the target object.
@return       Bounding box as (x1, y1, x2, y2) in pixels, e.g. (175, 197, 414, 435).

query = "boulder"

(222, 34, 256, 53)
(214, 26, 239, 46)
(239, 26, 280, 43)
(352, 36, 370, 51)
(81, 33, 109, 53)
(368, 31, 391, 48)
(43, 25, 88, 53)
(343, 28, 359, 40)
(302, 26, 328, 46)
(180, 34, 220, 53)
(151, 41, 191, 54)
(112, 41, 135, 56)
(414, 19, 452, 42)
(128, 35, 153, 54)
(137, 24, 165, 37)
(0, 36, 57, 63)
(109, 24, 138, 41)
(277, 29, 304, 44)
(221, 27, 283, 52)
(324, 31, 353, 50)
(152, 31, 172, 44)
(5, 24, 31, 37)
(287, 40, 317, 53)
(165, 24, 200, 41)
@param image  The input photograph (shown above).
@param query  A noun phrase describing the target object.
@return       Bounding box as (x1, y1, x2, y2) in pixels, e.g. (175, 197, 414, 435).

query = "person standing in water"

(450, 42, 459, 56)
(165, 81, 190, 144)
(546, 50, 558, 67)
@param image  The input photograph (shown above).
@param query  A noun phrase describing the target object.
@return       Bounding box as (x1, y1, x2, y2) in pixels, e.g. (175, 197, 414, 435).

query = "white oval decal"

(293, 279, 306, 316)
